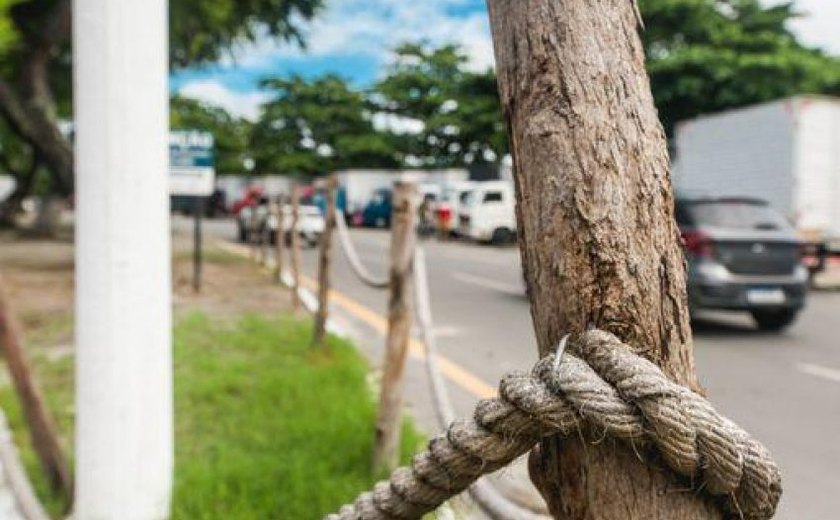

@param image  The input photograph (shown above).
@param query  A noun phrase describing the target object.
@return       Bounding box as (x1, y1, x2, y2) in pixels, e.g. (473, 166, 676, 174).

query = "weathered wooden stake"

(273, 195, 285, 283)
(290, 185, 302, 311)
(0, 274, 72, 504)
(313, 177, 337, 346)
(372, 182, 416, 473)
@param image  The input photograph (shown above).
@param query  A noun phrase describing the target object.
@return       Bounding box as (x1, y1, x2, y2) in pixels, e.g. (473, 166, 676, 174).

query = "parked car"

(237, 198, 325, 248)
(362, 188, 392, 228)
(677, 197, 809, 331)
(269, 204, 326, 247)
(458, 180, 516, 244)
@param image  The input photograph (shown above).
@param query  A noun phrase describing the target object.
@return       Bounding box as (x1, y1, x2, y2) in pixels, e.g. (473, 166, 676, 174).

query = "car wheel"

(491, 227, 515, 245)
(751, 309, 798, 332)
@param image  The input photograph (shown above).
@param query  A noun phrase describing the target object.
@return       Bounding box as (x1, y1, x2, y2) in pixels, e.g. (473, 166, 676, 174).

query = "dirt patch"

(0, 230, 293, 353)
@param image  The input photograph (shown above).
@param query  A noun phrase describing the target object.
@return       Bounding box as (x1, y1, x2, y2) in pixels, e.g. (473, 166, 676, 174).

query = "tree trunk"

(0, 80, 73, 195)
(486, 1, 719, 518)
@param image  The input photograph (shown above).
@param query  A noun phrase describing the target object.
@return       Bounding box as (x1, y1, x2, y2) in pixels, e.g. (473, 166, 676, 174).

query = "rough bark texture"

(313, 177, 337, 346)
(486, 1, 718, 518)
(372, 182, 416, 474)
(0, 274, 72, 505)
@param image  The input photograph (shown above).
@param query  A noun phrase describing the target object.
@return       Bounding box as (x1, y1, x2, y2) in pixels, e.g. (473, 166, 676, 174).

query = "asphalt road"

(199, 218, 839, 519)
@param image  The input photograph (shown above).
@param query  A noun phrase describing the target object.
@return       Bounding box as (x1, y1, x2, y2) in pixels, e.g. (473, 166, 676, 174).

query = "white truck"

(458, 180, 517, 244)
(672, 95, 840, 252)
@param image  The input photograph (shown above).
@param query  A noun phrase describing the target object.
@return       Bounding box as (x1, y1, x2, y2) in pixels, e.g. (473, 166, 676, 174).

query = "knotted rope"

(326, 330, 781, 520)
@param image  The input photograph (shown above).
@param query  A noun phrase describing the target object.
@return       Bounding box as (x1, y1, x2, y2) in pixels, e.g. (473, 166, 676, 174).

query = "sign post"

(170, 130, 215, 293)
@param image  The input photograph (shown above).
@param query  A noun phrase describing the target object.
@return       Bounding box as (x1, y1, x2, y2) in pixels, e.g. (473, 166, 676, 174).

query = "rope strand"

(326, 330, 781, 520)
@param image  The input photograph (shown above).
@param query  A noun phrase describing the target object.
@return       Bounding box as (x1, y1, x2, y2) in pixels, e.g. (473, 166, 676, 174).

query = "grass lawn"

(0, 312, 423, 519)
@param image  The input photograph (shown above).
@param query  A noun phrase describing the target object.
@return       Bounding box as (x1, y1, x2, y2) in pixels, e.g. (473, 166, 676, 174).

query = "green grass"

(0, 313, 424, 519)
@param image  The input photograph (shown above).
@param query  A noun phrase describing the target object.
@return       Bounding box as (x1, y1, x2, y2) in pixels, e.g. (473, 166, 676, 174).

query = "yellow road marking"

(215, 240, 496, 399)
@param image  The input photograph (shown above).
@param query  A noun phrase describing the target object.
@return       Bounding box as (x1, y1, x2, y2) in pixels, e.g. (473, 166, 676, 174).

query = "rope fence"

(325, 329, 782, 520)
(252, 181, 781, 520)
(336, 215, 554, 519)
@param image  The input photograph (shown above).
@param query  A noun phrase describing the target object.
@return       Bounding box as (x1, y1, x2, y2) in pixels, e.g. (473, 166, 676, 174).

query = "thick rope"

(326, 330, 781, 520)
(335, 212, 390, 289)
(413, 246, 551, 520)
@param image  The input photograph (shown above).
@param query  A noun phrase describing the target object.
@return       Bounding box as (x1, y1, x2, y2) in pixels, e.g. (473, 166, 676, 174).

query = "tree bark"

(487, 1, 719, 518)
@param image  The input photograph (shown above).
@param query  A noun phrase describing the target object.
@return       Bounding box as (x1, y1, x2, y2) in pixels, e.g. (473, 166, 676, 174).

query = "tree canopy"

(641, 0, 840, 133)
(252, 74, 400, 176)
(0, 0, 323, 215)
(374, 43, 507, 168)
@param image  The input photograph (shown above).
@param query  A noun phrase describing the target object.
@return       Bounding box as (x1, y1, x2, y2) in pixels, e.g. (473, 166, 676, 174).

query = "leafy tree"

(253, 74, 399, 176)
(0, 0, 323, 215)
(170, 96, 253, 175)
(374, 43, 508, 168)
(641, 0, 840, 134)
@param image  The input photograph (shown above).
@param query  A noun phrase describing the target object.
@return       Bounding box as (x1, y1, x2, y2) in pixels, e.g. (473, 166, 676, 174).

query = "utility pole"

(372, 182, 416, 473)
(487, 1, 714, 518)
(313, 177, 337, 346)
(73, 0, 173, 518)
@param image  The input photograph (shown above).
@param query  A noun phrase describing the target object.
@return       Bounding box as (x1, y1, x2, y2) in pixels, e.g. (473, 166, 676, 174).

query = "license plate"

(746, 288, 786, 305)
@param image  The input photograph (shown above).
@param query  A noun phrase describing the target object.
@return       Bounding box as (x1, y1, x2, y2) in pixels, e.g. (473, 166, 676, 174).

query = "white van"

(458, 181, 517, 244)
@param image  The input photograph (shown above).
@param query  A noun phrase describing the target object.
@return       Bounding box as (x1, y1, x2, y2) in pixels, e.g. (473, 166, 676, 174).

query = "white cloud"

(233, 0, 496, 72)
(178, 80, 270, 120)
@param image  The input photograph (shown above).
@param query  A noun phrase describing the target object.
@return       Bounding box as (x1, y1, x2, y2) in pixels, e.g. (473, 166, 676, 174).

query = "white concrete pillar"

(73, 0, 172, 518)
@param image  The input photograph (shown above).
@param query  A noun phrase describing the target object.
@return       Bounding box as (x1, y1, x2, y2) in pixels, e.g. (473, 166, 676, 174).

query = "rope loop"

(326, 330, 782, 520)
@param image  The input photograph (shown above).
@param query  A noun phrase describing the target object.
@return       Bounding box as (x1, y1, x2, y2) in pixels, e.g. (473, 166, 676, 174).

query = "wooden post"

(487, 1, 716, 518)
(273, 195, 285, 283)
(372, 182, 416, 473)
(0, 275, 72, 504)
(290, 185, 302, 311)
(248, 206, 259, 262)
(313, 177, 337, 346)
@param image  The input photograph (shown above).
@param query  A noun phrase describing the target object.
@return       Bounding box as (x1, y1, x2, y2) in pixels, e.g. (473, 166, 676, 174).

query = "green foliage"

(252, 74, 400, 175)
(171, 313, 422, 519)
(641, 0, 840, 133)
(374, 43, 507, 167)
(169, 0, 323, 67)
(171, 96, 253, 175)
(0, 311, 424, 519)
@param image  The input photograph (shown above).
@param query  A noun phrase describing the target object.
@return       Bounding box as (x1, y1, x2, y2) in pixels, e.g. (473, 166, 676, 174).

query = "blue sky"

(171, 0, 840, 120)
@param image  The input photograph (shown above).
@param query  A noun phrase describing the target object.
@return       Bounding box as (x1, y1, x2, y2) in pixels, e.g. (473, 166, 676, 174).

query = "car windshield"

(687, 201, 791, 230)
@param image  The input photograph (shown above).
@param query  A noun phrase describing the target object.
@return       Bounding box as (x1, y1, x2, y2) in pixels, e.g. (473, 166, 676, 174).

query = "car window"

(483, 191, 503, 203)
(687, 201, 791, 230)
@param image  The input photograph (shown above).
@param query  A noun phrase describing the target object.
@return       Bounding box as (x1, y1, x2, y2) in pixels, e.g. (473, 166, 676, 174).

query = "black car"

(677, 197, 809, 331)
